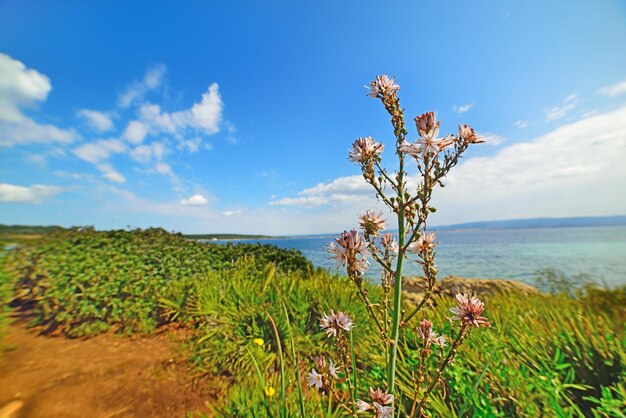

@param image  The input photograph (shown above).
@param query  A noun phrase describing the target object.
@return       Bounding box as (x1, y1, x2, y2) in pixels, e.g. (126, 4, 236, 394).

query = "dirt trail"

(0, 320, 213, 418)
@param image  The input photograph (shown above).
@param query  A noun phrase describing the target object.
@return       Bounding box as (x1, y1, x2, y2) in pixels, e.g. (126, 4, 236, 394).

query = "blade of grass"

(266, 309, 287, 417)
(278, 291, 306, 417)
(245, 345, 274, 418)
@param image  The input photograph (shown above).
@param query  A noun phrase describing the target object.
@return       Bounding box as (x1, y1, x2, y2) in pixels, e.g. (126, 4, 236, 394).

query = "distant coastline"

(1, 215, 625, 241)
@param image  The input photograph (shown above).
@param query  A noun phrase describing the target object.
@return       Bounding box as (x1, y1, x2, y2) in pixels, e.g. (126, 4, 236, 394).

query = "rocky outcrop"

(402, 276, 540, 304)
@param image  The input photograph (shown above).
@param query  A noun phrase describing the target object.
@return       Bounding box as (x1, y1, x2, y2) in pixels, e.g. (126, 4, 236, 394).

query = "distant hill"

(0, 224, 65, 235)
(433, 216, 626, 231)
(183, 233, 274, 240)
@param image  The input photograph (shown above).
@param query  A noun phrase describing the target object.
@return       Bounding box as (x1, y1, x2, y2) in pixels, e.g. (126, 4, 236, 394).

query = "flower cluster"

(356, 387, 395, 417)
(319, 310, 354, 338)
(367, 74, 400, 98)
(408, 231, 437, 256)
(380, 233, 398, 254)
(359, 210, 386, 238)
(349, 136, 384, 164)
(400, 112, 456, 158)
(328, 229, 370, 277)
(308, 356, 340, 390)
(450, 293, 491, 328)
(417, 319, 446, 347)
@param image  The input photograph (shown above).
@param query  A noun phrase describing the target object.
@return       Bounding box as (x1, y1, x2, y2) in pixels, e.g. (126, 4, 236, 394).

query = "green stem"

(245, 346, 274, 418)
(279, 295, 306, 418)
(349, 331, 358, 401)
(265, 310, 286, 418)
(388, 183, 405, 393)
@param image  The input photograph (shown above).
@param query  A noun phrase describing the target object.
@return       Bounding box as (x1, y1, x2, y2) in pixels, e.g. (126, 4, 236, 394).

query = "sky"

(1, 0, 626, 235)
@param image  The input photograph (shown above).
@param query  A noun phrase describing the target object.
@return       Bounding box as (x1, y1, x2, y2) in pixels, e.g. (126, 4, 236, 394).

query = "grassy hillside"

(1, 228, 624, 416)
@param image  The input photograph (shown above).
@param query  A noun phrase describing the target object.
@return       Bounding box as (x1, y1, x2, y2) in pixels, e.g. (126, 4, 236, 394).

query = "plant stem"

(349, 331, 358, 401)
(265, 310, 286, 418)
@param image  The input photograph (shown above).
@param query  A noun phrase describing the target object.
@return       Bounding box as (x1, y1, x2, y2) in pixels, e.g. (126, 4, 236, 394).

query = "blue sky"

(1, 0, 626, 234)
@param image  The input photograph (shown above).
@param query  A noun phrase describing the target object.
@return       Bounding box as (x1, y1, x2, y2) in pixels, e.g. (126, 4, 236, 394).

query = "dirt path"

(0, 320, 213, 418)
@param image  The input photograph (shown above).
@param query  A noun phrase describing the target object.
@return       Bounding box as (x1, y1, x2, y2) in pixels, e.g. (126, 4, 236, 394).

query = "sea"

(216, 225, 626, 288)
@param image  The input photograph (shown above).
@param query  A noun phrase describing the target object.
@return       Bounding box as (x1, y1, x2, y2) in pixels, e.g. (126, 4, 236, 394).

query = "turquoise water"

(220, 226, 626, 287)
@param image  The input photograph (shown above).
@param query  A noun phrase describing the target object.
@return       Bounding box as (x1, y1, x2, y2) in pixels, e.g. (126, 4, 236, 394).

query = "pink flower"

(381, 233, 398, 254)
(349, 137, 384, 163)
(367, 74, 400, 98)
(315, 356, 326, 369)
(308, 368, 323, 389)
(401, 112, 456, 157)
(369, 387, 394, 405)
(458, 124, 484, 144)
(408, 232, 437, 255)
(450, 293, 491, 328)
(319, 310, 354, 338)
(373, 402, 395, 418)
(418, 319, 446, 346)
(356, 399, 372, 412)
(328, 229, 370, 276)
(415, 112, 438, 135)
(359, 209, 386, 236)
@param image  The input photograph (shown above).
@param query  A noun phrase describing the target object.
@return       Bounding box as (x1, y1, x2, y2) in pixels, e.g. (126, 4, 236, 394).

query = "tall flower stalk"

(312, 75, 490, 416)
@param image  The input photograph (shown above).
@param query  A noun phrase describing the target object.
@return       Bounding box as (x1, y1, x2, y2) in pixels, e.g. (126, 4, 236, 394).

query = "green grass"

(1, 228, 624, 417)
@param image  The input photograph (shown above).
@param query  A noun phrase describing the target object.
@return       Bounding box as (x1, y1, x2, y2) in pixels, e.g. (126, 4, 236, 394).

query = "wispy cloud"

(545, 94, 578, 122)
(118, 64, 166, 108)
(76, 109, 114, 132)
(478, 133, 505, 146)
(271, 106, 626, 229)
(452, 103, 474, 114)
(0, 183, 64, 203)
(514, 120, 528, 128)
(596, 78, 626, 97)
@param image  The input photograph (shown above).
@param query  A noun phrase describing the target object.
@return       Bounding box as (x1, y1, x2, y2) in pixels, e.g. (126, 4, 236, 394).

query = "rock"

(402, 276, 540, 305)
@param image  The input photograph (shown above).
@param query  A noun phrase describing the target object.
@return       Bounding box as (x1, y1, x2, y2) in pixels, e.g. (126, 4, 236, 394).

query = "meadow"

(1, 227, 624, 417)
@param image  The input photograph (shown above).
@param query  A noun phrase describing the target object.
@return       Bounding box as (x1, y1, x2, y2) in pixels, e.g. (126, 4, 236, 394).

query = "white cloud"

(123, 120, 147, 144)
(270, 106, 626, 232)
(0, 53, 77, 147)
(545, 94, 578, 122)
(130, 142, 166, 163)
(138, 82, 223, 136)
(479, 133, 505, 146)
(222, 210, 242, 217)
(514, 120, 529, 128)
(190, 83, 223, 134)
(180, 194, 208, 206)
(0, 183, 64, 203)
(73, 138, 127, 163)
(596, 78, 626, 97)
(271, 175, 372, 207)
(97, 163, 126, 183)
(155, 162, 174, 176)
(431, 105, 626, 223)
(118, 64, 166, 108)
(0, 52, 50, 122)
(0, 118, 77, 147)
(77, 109, 114, 132)
(453, 103, 473, 114)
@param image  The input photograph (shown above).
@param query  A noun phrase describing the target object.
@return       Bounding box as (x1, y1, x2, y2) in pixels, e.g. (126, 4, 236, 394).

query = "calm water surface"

(218, 226, 626, 287)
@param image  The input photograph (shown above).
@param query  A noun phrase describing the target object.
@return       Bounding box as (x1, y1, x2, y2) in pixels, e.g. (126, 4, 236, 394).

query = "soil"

(0, 318, 214, 418)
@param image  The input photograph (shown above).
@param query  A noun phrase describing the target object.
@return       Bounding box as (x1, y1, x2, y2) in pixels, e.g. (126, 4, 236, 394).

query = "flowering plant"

(310, 75, 490, 416)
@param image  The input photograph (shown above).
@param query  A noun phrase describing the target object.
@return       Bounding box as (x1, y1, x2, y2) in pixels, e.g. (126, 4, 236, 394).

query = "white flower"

(356, 399, 372, 412)
(328, 360, 339, 379)
(349, 137, 384, 163)
(307, 368, 323, 389)
(373, 402, 395, 418)
(367, 75, 400, 98)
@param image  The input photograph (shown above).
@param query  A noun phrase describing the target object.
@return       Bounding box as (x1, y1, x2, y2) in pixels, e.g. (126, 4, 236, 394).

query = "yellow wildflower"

(264, 386, 275, 397)
(253, 338, 264, 346)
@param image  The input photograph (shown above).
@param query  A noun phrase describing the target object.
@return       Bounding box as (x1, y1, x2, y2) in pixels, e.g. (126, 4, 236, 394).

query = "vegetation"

(184, 233, 277, 240)
(1, 228, 624, 416)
